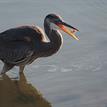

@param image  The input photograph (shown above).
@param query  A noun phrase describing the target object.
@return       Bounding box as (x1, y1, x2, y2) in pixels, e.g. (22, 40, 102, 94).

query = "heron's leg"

(19, 65, 25, 73)
(0, 63, 14, 74)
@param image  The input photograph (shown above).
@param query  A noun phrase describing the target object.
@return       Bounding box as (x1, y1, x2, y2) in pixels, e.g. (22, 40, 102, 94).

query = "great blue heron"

(0, 14, 79, 74)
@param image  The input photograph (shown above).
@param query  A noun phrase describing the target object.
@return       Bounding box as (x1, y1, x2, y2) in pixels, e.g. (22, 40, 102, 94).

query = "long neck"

(39, 19, 63, 57)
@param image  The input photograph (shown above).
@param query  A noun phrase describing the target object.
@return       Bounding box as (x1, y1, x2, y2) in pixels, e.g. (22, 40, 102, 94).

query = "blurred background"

(0, 0, 107, 107)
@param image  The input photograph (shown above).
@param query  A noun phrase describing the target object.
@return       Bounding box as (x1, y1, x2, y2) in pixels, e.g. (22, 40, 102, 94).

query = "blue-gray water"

(0, 0, 107, 107)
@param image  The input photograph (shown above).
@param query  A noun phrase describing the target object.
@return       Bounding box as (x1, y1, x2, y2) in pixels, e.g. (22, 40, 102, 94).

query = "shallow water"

(0, 0, 107, 107)
(0, 73, 51, 107)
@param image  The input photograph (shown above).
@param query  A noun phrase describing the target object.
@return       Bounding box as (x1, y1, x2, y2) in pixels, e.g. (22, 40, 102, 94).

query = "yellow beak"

(57, 23, 79, 40)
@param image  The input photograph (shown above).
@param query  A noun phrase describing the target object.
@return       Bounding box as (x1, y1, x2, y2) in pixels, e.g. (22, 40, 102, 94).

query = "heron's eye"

(55, 19, 59, 21)
(54, 19, 62, 24)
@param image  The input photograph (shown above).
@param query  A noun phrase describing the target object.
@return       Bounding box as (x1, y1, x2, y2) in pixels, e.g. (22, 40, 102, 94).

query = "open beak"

(56, 22, 79, 40)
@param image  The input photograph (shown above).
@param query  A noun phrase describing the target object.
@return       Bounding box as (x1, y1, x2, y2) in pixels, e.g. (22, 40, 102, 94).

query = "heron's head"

(45, 14, 79, 40)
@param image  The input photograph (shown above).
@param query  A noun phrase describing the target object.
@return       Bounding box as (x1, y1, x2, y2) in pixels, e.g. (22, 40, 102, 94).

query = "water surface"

(0, 0, 107, 107)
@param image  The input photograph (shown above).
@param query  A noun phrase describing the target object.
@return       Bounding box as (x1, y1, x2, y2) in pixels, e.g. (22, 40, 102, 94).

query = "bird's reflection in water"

(0, 73, 51, 107)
